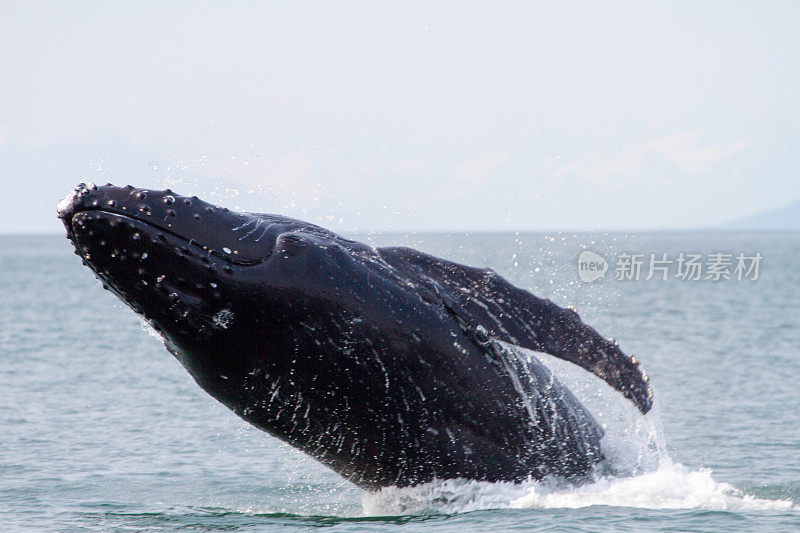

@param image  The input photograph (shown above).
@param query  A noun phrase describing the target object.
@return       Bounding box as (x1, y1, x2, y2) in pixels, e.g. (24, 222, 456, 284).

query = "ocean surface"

(1, 232, 798, 532)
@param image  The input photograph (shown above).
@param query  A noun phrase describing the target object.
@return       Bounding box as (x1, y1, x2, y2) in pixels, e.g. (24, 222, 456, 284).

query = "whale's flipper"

(379, 246, 653, 414)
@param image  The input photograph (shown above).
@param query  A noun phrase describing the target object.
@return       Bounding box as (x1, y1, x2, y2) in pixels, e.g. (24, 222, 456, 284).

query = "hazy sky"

(1, 1, 798, 234)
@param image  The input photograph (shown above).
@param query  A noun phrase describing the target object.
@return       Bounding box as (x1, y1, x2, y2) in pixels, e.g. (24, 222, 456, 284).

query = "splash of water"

(363, 345, 796, 516)
(363, 466, 795, 515)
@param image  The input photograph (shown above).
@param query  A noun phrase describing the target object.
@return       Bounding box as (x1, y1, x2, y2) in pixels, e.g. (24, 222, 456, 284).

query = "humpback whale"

(58, 182, 653, 489)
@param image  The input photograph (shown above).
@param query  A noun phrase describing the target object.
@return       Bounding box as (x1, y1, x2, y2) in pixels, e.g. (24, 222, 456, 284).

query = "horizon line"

(4, 228, 800, 238)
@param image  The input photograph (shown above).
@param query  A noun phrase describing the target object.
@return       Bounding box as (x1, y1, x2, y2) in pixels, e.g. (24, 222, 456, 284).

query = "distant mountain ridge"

(725, 199, 800, 230)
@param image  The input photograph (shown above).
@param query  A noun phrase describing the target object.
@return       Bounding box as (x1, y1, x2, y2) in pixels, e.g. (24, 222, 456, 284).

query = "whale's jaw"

(58, 182, 276, 265)
(58, 183, 254, 342)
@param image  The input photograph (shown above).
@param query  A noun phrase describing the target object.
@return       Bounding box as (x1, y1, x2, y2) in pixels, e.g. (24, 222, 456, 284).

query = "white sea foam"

(363, 345, 796, 515)
(509, 464, 794, 511)
(363, 464, 795, 515)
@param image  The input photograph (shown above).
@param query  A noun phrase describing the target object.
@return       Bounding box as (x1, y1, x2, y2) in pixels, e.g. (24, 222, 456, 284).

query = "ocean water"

(1, 232, 798, 532)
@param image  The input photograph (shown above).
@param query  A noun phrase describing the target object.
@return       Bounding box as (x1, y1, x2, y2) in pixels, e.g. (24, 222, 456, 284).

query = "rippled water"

(1, 232, 798, 531)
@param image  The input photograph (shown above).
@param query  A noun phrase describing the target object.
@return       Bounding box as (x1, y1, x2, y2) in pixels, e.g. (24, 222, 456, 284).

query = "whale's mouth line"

(68, 209, 235, 330)
(67, 207, 266, 266)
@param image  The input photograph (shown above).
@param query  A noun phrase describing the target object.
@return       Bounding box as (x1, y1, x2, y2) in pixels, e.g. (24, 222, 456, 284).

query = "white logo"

(577, 250, 608, 283)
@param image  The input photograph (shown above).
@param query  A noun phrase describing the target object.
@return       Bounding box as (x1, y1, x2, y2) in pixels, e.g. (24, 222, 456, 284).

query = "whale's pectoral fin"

(379, 247, 653, 414)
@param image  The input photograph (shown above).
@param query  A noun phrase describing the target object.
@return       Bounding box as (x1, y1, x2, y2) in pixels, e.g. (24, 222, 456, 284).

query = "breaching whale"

(58, 182, 653, 489)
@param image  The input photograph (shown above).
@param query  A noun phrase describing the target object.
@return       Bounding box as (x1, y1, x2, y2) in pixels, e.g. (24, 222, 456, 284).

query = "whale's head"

(57, 183, 347, 385)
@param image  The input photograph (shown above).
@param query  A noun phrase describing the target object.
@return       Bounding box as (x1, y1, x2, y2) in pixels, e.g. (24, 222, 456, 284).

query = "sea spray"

(363, 346, 795, 516)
